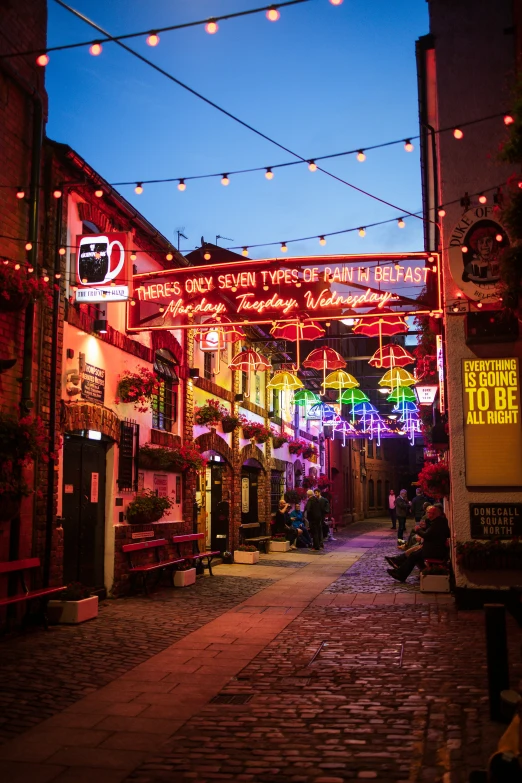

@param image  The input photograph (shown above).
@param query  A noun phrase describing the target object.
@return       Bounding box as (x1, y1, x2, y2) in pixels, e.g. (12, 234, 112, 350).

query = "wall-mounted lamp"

(94, 319, 108, 334)
(189, 368, 200, 379)
(235, 393, 244, 402)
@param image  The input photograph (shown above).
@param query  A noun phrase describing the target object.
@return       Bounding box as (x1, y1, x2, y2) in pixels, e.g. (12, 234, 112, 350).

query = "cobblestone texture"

(0, 576, 272, 745)
(326, 538, 421, 594)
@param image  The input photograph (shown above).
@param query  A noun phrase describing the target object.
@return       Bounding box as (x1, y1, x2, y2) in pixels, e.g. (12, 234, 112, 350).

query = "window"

(255, 374, 261, 405)
(271, 471, 284, 514)
(367, 439, 374, 458)
(376, 444, 382, 459)
(385, 479, 390, 499)
(368, 478, 375, 508)
(377, 480, 382, 507)
(242, 371, 248, 395)
(204, 351, 212, 380)
(151, 350, 179, 432)
(272, 388, 280, 417)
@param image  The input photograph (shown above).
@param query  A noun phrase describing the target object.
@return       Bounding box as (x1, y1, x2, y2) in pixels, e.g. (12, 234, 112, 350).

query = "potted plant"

(271, 429, 290, 450)
(269, 534, 290, 553)
(0, 262, 52, 312)
(302, 443, 318, 461)
(48, 583, 98, 624)
(302, 475, 318, 490)
(234, 544, 259, 564)
(221, 414, 240, 433)
(126, 489, 174, 525)
(288, 439, 305, 456)
(222, 550, 233, 564)
(456, 540, 522, 570)
(420, 564, 450, 593)
(116, 366, 158, 413)
(138, 443, 207, 473)
(417, 460, 450, 499)
(194, 399, 223, 427)
(240, 417, 271, 443)
(174, 559, 197, 587)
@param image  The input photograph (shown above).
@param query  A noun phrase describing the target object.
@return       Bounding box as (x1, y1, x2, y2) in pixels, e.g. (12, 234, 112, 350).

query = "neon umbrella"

(307, 402, 338, 423)
(294, 389, 320, 407)
(340, 388, 370, 422)
(353, 307, 409, 352)
(369, 344, 415, 369)
(379, 367, 416, 391)
(229, 349, 272, 397)
(351, 401, 380, 432)
(267, 372, 303, 391)
(323, 369, 359, 399)
(195, 317, 246, 373)
(366, 415, 391, 446)
(332, 418, 357, 446)
(393, 401, 418, 414)
(387, 386, 417, 404)
(302, 347, 346, 390)
(270, 319, 325, 369)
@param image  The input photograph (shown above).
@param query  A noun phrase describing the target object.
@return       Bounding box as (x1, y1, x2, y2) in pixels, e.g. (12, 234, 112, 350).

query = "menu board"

(82, 363, 105, 404)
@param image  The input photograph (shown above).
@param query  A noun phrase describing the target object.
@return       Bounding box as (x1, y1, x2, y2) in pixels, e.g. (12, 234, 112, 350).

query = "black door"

(210, 464, 227, 552)
(241, 467, 259, 524)
(62, 435, 107, 588)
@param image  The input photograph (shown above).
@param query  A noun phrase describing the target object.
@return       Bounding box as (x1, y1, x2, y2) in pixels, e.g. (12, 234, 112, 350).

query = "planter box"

(269, 540, 290, 552)
(234, 550, 259, 564)
(48, 595, 99, 624)
(420, 574, 450, 593)
(174, 568, 196, 587)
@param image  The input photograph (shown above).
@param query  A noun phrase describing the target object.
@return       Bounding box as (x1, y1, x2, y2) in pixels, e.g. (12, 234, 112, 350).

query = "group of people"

(385, 491, 450, 583)
(273, 489, 331, 551)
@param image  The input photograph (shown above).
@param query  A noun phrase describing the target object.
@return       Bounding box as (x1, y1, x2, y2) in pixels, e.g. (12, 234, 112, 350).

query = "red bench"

(171, 534, 220, 576)
(0, 558, 66, 629)
(122, 539, 184, 594)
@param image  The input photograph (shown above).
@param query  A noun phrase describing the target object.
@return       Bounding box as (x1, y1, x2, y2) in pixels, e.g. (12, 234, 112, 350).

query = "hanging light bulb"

(53, 189, 62, 199)
(146, 32, 160, 46)
(358, 227, 366, 237)
(94, 189, 103, 198)
(478, 193, 487, 204)
(495, 233, 503, 242)
(130, 300, 136, 306)
(178, 179, 186, 191)
(404, 139, 414, 152)
(437, 207, 446, 217)
(356, 150, 366, 162)
(43, 273, 50, 282)
(2, 260, 8, 266)
(205, 19, 218, 34)
(281, 242, 288, 253)
(308, 160, 317, 172)
(28, 266, 34, 273)
(462, 246, 468, 253)
(166, 252, 173, 261)
(504, 114, 514, 126)
(89, 42, 102, 56)
(329, 0, 343, 5)
(265, 168, 274, 180)
(266, 6, 280, 21)
(14, 263, 20, 270)
(36, 53, 49, 66)
(453, 127, 464, 139)
(204, 251, 211, 260)
(55, 273, 61, 279)
(135, 183, 143, 194)
(221, 174, 230, 186)
(25, 242, 32, 251)
(242, 247, 249, 257)
(397, 218, 405, 228)
(16, 188, 25, 199)
(130, 251, 137, 261)
(58, 247, 66, 256)
(319, 236, 326, 246)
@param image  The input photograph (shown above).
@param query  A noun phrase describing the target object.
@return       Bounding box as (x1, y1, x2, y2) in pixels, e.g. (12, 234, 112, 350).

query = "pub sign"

(470, 503, 522, 539)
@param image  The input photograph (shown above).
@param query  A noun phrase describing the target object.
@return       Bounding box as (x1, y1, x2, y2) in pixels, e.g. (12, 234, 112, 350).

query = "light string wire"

(0, 0, 311, 60)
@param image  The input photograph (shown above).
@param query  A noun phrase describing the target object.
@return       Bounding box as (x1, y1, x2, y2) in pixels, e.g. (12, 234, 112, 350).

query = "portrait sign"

(470, 503, 522, 539)
(462, 357, 522, 486)
(128, 253, 440, 331)
(449, 207, 509, 304)
(75, 232, 128, 303)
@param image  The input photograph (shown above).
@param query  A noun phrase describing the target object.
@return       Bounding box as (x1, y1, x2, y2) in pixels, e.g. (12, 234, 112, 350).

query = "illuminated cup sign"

(129, 253, 440, 331)
(76, 233, 129, 303)
(449, 207, 510, 304)
(462, 357, 522, 486)
(415, 385, 438, 405)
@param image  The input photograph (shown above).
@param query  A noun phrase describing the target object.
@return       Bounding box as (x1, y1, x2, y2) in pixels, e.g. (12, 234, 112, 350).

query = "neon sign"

(129, 253, 440, 332)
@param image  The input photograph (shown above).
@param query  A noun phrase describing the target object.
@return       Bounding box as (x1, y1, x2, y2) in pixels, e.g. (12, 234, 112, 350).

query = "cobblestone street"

(1, 518, 520, 783)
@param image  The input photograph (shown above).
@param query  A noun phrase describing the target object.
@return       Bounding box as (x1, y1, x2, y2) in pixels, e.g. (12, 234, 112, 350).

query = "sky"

(45, 0, 430, 259)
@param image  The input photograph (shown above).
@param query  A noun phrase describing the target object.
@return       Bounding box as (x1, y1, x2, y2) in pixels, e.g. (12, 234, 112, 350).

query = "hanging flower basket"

(271, 429, 291, 449)
(0, 263, 52, 312)
(456, 540, 522, 571)
(240, 417, 271, 443)
(221, 414, 240, 433)
(288, 439, 305, 456)
(138, 444, 207, 473)
(284, 488, 308, 504)
(116, 366, 158, 413)
(302, 444, 319, 460)
(417, 460, 450, 499)
(126, 489, 175, 525)
(0, 411, 52, 499)
(194, 399, 224, 427)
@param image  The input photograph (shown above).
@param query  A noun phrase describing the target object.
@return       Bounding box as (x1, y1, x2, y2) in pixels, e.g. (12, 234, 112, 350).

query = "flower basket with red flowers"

(221, 414, 240, 433)
(270, 429, 291, 450)
(302, 475, 318, 489)
(116, 366, 158, 413)
(240, 417, 271, 443)
(302, 443, 318, 460)
(417, 460, 450, 499)
(317, 475, 332, 492)
(194, 399, 224, 427)
(0, 411, 52, 510)
(0, 262, 53, 312)
(456, 539, 522, 571)
(288, 439, 305, 456)
(284, 488, 307, 504)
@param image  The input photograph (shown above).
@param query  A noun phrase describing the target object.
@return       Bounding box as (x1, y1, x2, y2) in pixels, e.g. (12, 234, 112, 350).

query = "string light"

(166, 252, 173, 261)
(242, 247, 249, 256)
(14, 263, 20, 270)
(329, 0, 343, 5)
(58, 247, 66, 255)
(205, 19, 218, 34)
(437, 207, 446, 217)
(504, 114, 514, 125)
(25, 242, 32, 251)
(55, 273, 61, 279)
(495, 233, 503, 242)
(43, 273, 49, 282)
(16, 189, 25, 199)
(477, 302, 483, 308)
(308, 160, 317, 172)
(453, 128, 464, 139)
(89, 42, 102, 56)
(36, 53, 49, 66)
(204, 251, 212, 260)
(146, 32, 160, 46)
(265, 168, 274, 180)
(404, 139, 414, 152)
(130, 251, 137, 261)
(462, 246, 468, 253)
(319, 236, 326, 246)
(2, 259, 9, 265)
(358, 228, 366, 237)
(266, 6, 280, 21)
(281, 242, 288, 252)
(221, 174, 230, 186)
(135, 183, 143, 194)
(94, 189, 103, 198)
(478, 193, 487, 204)
(397, 218, 405, 228)
(356, 150, 366, 162)
(178, 179, 186, 191)
(28, 266, 33, 273)
(53, 189, 62, 199)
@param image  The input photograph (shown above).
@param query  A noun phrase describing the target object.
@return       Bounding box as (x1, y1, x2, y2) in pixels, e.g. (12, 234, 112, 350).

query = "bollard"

(485, 603, 510, 721)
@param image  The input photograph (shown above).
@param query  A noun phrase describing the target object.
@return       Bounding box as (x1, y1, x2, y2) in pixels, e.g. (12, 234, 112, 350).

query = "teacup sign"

(76, 233, 129, 302)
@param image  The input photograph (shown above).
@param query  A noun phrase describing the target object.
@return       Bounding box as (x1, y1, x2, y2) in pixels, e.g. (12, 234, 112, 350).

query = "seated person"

(386, 505, 450, 582)
(289, 503, 313, 548)
(273, 499, 298, 548)
(398, 502, 431, 552)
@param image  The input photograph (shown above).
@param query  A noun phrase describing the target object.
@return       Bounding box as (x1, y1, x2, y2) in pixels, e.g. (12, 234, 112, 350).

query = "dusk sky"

(46, 1, 430, 258)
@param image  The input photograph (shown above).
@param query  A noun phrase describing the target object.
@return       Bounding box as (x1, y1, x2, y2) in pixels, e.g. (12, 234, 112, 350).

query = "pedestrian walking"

(394, 489, 410, 545)
(411, 487, 429, 522)
(388, 489, 397, 530)
(305, 490, 324, 550)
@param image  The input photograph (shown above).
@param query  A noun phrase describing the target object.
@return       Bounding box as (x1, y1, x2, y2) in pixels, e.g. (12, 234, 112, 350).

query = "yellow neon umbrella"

(323, 369, 360, 400)
(379, 367, 417, 390)
(267, 371, 304, 391)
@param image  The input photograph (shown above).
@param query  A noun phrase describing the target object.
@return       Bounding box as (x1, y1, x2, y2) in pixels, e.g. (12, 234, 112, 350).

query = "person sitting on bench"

(273, 499, 298, 549)
(386, 504, 450, 583)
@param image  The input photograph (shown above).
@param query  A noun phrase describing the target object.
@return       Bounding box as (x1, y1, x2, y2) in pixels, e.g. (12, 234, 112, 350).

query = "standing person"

(305, 490, 323, 550)
(395, 489, 410, 545)
(314, 489, 330, 541)
(388, 489, 397, 530)
(411, 487, 429, 522)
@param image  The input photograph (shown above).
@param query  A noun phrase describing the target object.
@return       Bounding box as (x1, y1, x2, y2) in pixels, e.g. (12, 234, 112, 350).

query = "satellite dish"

(200, 236, 205, 246)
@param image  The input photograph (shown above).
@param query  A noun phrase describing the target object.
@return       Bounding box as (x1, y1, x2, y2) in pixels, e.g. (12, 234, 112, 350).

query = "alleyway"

(1, 519, 520, 783)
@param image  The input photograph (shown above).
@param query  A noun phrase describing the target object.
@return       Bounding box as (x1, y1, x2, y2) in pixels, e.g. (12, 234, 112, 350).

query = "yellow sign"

(462, 358, 522, 486)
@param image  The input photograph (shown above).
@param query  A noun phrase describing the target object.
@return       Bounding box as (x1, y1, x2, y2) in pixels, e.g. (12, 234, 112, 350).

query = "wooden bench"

(171, 534, 220, 576)
(122, 539, 184, 594)
(0, 558, 66, 629)
(239, 522, 270, 553)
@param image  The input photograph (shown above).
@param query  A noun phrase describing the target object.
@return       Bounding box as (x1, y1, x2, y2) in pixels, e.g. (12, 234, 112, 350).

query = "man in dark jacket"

(314, 489, 330, 539)
(395, 489, 410, 544)
(305, 490, 324, 550)
(411, 488, 430, 522)
(387, 505, 450, 582)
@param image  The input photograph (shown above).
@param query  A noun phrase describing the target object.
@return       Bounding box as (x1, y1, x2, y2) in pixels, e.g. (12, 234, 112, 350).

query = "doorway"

(62, 434, 107, 589)
(241, 465, 260, 524)
(204, 457, 229, 552)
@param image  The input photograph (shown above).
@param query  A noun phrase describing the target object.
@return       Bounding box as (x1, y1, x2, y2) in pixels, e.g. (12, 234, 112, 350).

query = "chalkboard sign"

(118, 421, 139, 491)
(82, 363, 105, 404)
(470, 503, 522, 539)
